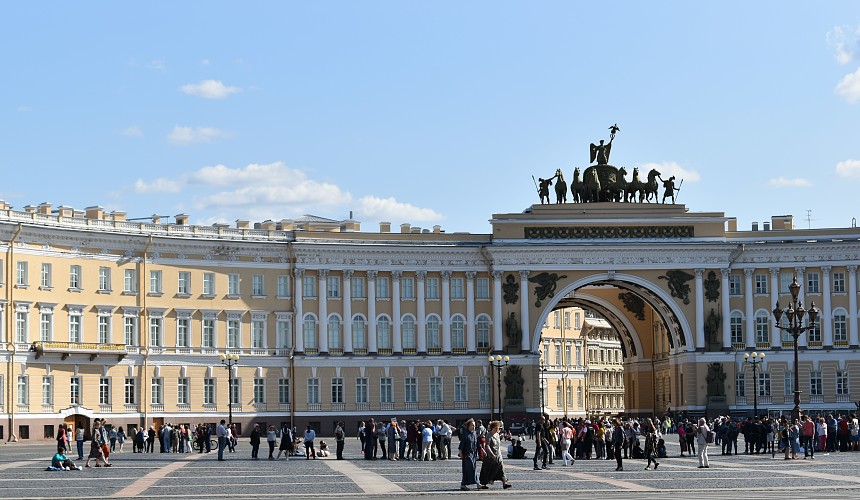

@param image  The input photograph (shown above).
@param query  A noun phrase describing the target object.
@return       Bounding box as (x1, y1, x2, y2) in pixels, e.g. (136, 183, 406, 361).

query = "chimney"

(58, 206, 74, 218)
(175, 214, 189, 225)
(236, 220, 250, 229)
(410, 227, 422, 234)
(23, 205, 36, 213)
(259, 220, 276, 230)
(111, 211, 126, 222)
(279, 219, 295, 231)
(763, 221, 771, 231)
(379, 222, 391, 233)
(772, 215, 794, 230)
(37, 202, 52, 215)
(0, 200, 8, 210)
(400, 223, 411, 234)
(752, 222, 759, 231)
(85, 206, 104, 220)
(726, 218, 737, 232)
(151, 214, 161, 224)
(433, 225, 442, 234)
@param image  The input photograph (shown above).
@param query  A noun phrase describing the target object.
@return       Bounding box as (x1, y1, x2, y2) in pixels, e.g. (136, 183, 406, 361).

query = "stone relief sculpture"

(528, 272, 568, 307)
(504, 365, 524, 400)
(618, 292, 646, 321)
(505, 312, 522, 347)
(704, 270, 720, 302)
(706, 362, 726, 397)
(704, 308, 721, 347)
(658, 270, 695, 305)
(502, 274, 519, 304)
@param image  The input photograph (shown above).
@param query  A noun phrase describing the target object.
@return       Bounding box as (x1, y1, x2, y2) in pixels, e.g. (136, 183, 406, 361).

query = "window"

(565, 344, 572, 366)
(454, 376, 467, 402)
(735, 372, 745, 398)
(577, 386, 583, 406)
(203, 273, 215, 295)
(451, 315, 465, 351)
(356, 378, 368, 403)
(556, 385, 562, 408)
(476, 316, 490, 352)
(16, 261, 28, 287)
(177, 378, 189, 405)
(227, 319, 241, 349)
(228, 274, 241, 296)
(402, 315, 416, 351)
(302, 276, 316, 298)
(69, 265, 81, 289)
(806, 272, 820, 294)
(807, 322, 821, 343)
(429, 376, 443, 403)
(377, 316, 391, 350)
(40, 263, 52, 288)
(834, 312, 848, 343)
(98, 267, 111, 292)
(331, 378, 343, 404)
(404, 377, 417, 403)
(99, 377, 110, 405)
(401, 277, 414, 299)
(278, 379, 290, 404)
(17, 375, 28, 405)
(730, 312, 744, 345)
(576, 346, 582, 366)
(203, 378, 216, 405)
(833, 272, 846, 293)
(151, 378, 163, 405)
(426, 278, 439, 299)
(554, 344, 562, 366)
(149, 316, 163, 347)
(327, 276, 340, 298)
(426, 315, 441, 350)
(380, 378, 393, 404)
(147, 270, 162, 294)
(68, 313, 81, 343)
(178, 272, 191, 295)
(837, 370, 849, 395)
(327, 315, 342, 350)
(229, 378, 240, 405)
(451, 278, 464, 299)
(124, 269, 136, 293)
(303, 314, 317, 350)
(252, 319, 266, 349)
(754, 274, 767, 294)
(574, 313, 582, 330)
(376, 277, 389, 299)
(553, 311, 560, 328)
(352, 316, 367, 350)
(755, 313, 769, 345)
(15, 309, 28, 344)
(476, 278, 490, 299)
(784, 370, 794, 396)
(567, 384, 573, 408)
(729, 274, 742, 295)
(98, 315, 111, 344)
(202, 318, 215, 348)
(479, 376, 490, 403)
(757, 372, 771, 397)
(124, 378, 136, 405)
(351, 276, 365, 299)
(254, 379, 265, 404)
(70, 377, 81, 405)
(277, 275, 289, 297)
(564, 311, 570, 329)
(252, 274, 264, 296)
(810, 371, 823, 396)
(42, 376, 53, 405)
(177, 318, 190, 347)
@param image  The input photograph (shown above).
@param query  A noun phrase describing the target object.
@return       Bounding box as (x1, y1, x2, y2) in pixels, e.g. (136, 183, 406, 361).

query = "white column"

(466, 271, 476, 353)
(294, 269, 304, 352)
(343, 270, 353, 353)
(492, 271, 504, 352)
(721, 268, 732, 349)
(416, 271, 427, 353)
(392, 271, 402, 353)
(822, 266, 833, 347)
(795, 267, 808, 347)
(849, 266, 859, 347)
(744, 268, 755, 349)
(318, 270, 328, 353)
(441, 271, 452, 353)
(519, 270, 531, 352)
(367, 271, 378, 353)
(769, 267, 781, 349)
(694, 269, 705, 350)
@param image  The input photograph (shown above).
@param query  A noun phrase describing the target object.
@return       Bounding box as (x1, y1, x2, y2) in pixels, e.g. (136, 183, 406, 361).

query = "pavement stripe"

(111, 453, 205, 497)
(505, 463, 657, 491)
(0, 459, 43, 470)
(325, 459, 405, 495)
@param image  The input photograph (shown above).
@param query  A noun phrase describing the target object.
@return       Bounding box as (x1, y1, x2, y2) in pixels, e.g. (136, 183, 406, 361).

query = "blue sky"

(3, 1, 860, 233)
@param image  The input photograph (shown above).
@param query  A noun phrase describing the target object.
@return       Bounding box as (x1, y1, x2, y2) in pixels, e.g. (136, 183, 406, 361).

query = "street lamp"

(772, 276, 819, 424)
(488, 354, 510, 423)
(743, 351, 765, 418)
(220, 353, 240, 426)
(539, 351, 548, 416)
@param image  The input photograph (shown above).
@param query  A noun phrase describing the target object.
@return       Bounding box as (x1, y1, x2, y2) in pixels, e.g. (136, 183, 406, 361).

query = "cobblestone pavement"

(1, 438, 859, 499)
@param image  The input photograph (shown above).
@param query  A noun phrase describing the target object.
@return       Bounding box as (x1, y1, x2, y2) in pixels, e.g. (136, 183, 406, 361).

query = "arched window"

(377, 315, 391, 351)
(833, 308, 848, 344)
(451, 314, 466, 353)
(401, 315, 416, 352)
(755, 310, 770, 346)
(303, 314, 318, 351)
(730, 311, 744, 346)
(352, 315, 367, 353)
(476, 315, 491, 353)
(327, 314, 342, 351)
(426, 314, 441, 353)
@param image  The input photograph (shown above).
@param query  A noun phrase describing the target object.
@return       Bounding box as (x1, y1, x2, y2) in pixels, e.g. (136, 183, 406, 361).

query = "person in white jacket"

(696, 418, 711, 468)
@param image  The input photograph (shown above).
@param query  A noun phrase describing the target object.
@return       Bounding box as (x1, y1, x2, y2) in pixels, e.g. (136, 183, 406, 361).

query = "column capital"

(293, 268, 305, 279)
(848, 265, 858, 274)
(694, 268, 705, 278)
(492, 270, 504, 280)
(743, 268, 755, 277)
(465, 271, 477, 280)
(769, 267, 780, 276)
(441, 270, 452, 280)
(366, 270, 378, 280)
(317, 269, 328, 279)
(822, 265, 832, 275)
(343, 269, 354, 279)
(720, 268, 731, 278)
(519, 270, 530, 280)
(416, 270, 427, 281)
(391, 270, 402, 280)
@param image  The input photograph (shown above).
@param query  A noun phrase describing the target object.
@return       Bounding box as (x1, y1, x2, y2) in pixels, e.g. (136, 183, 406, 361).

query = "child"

(657, 438, 668, 458)
(317, 440, 330, 457)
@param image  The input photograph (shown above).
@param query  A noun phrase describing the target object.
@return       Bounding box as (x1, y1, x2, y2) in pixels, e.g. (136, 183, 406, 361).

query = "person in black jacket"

(612, 418, 625, 471)
(249, 424, 261, 459)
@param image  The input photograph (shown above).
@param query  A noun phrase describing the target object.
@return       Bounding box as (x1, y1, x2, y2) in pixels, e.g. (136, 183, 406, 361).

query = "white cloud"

(355, 196, 444, 222)
(768, 177, 813, 188)
(836, 68, 860, 103)
(167, 125, 232, 145)
(836, 159, 860, 178)
(134, 178, 181, 194)
(147, 59, 167, 72)
(827, 25, 860, 65)
(122, 126, 144, 137)
(636, 162, 701, 182)
(180, 80, 240, 99)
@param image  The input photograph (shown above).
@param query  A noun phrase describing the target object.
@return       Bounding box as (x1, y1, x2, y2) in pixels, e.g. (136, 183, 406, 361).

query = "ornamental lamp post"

(220, 353, 240, 426)
(743, 351, 765, 418)
(489, 354, 510, 424)
(539, 352, 548, 416)
(772, 276, 819, 424)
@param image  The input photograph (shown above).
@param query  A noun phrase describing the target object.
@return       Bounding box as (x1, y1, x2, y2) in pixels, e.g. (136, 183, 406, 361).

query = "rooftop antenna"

(805, 209, 814, 229)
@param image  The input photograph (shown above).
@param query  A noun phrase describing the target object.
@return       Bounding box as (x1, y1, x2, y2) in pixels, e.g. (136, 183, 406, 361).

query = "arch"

(550, 291, 645, 359)
(531, 272, 693, 354)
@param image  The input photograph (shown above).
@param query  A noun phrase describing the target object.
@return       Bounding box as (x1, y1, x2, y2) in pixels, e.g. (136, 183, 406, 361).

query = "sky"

(3, 1, 860, 234)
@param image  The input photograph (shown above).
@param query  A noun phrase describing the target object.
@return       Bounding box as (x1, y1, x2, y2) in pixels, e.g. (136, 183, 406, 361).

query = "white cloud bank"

(167, 125, 232, 145)
(180, 80, 240, 99)
(768, 177, 813, 188)
(827, 25, 860, 65)
(836, 68, 860, 103)
(635, 162, 701, 182)
(836, 159, 860, 178)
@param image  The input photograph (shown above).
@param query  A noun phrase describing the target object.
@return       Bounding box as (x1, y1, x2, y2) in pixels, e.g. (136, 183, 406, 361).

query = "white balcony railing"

(307, 403, 322, 411)
(203, 403, 218, 412)
(331, 403, 346, 412)
(379, 402, 394, 411)
(124, 404, 139, 413)
(99, 405, 113, 413)
(809, 395, 824, 403)
(404, 402, 419, 411)
(177, 404, 191, 412)
(279, 403, 291, 412)
(151, 404, 165, 413)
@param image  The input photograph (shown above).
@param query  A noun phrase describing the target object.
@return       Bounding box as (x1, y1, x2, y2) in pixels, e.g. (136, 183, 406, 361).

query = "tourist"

(421, 420, 434, 461)
(304, 424, 317, 460)
(116, 426, 126, 453)
(276, 424, 293, 460)
(480, 420, 512, 490)
(612, 418, 625, 471)
(387, 419, 398, 460)
(533, 416, 549, 470)
(249, 424, 261, 459)
(85, 421, 110, 468)
(458, 418, 479, 491)
(216, 419, 228, 461)
(643, 419, 660, 470)
(790, 419, 801, 459)
(335, 421, 346, 460)
(75, 424, 86, 459)
(695, 418, 710, 468)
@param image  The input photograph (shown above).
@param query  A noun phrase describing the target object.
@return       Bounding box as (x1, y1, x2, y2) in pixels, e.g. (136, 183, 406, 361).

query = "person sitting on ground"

(507, 438, 527, 459)
(49, 448, 81, 471)
(657, 438, 668, 458)
(317, 440, 330, 457)
(631, 439, 645, 459)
